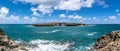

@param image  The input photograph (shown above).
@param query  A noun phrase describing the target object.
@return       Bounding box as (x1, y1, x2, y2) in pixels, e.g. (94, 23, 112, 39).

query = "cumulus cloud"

(59, 14, 67, 18)
(31, 7, 40, 16)
(30, 5, 53, 16)
(23, 16, 38, 23)
(31, 17, 38, 22)
(54, 0, 95, 11)
(16, 0, 59, 5)
(37, 5, 53, 15)
(0, 7, 38, 24)
(109, 16, 116, 20)
(8, 15, 20, 21)
(0, 7, 9, 15)
(14, 0, 108, 15)
(0, 7, 22, 24)
(0, 7, 9, 19)
(68, 15, 82, 19)
(103, 16, 117, 24)
(59, 14, 98, 21)
(95, 0, 109, 8)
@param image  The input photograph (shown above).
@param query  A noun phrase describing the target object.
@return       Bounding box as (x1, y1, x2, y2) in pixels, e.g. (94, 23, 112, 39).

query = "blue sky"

(0, 0, 120, 24)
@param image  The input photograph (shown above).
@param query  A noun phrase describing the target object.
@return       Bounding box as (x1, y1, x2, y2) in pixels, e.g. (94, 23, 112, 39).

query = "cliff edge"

(89, 31, 120, 51)
(0, 28, 28, 51)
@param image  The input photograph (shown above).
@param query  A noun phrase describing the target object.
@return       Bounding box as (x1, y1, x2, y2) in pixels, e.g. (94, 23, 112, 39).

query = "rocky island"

(0, 28, 28, 51)
(89, 31, 120, 51)
(32, 22, 88, 27)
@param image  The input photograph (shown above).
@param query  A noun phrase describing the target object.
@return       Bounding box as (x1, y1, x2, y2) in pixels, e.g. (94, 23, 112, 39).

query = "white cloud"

(0, 7, 39, 24)
(93, 17, 96, 20)
(54, 0, 92, 11)
(116, 9, 119, 12)
(68, 15, 82, 19)
(0, 7, 22, 24)
(96, 0, 109, 8)
(31, 17, 38, 22)
(59, 14, 66, 18)
(109, 16, 116, 20)
(103, 16, 117, 24)
(0, 7, 9, 15)
(31, 7, 39, 16)
(0, 7, 9, 19)
(31, 5, 53, 16)
(23, 16, 31, 22)
(37, 5, 53, 15)
(23, 16, 38, 23)
(17, 0, 59, 5)
(8, 15, 20, 21)
(15, 0, 107, 15)
(73, 15, 82, 19)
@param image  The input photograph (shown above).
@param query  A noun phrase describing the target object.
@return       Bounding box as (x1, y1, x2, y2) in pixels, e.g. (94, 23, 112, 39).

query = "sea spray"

(15, 39, 75, 51)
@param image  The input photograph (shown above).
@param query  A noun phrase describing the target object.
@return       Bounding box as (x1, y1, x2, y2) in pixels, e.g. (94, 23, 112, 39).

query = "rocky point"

(0, 28, 28, 51)
(89, 31, 120, 51)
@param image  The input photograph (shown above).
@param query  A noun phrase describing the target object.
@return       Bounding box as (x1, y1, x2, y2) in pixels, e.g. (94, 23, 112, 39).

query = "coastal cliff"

(0, 29, 28, 51)
(89, 31, 120, 51)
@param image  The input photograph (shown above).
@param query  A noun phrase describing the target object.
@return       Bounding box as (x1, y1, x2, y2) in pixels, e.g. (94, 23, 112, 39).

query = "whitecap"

(25, 25, 35, 27)
(38, 30, 64, 34)
(15, 39, 74, 51)
(88, 32, 97, 36)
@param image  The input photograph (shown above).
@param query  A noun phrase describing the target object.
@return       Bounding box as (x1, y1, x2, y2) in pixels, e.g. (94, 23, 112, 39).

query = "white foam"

(74, 46, 91, 51)
(15, 39, 74, 51)
(38, 30, 64, 34)
(88, 25, 96, 27)
(88, 32, 97, 36)
(14, 39, 24, 44)
(25, 25, 35, 27)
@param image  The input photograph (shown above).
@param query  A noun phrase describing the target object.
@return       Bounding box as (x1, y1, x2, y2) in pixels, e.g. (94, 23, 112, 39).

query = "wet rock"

(89, 31, 120, 51)
(0, 28, 28, 51)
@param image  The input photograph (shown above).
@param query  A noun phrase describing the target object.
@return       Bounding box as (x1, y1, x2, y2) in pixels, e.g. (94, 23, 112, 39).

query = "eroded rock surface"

(89, 31, 120, 51)
(0, 28, 28, 51)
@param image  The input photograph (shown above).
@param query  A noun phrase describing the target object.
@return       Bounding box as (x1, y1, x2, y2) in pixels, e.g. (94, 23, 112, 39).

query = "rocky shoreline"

(0, 28, 28, 51)
(1, 27, 120, 51)
(89, 31, 120, 51)
(32, 22, 88, 27)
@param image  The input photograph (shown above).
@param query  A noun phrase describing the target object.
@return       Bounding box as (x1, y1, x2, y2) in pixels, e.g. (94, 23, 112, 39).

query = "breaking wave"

(38, 30, 65, 34)
(15, 39, 74, 51)
(88, 32, 97, 36)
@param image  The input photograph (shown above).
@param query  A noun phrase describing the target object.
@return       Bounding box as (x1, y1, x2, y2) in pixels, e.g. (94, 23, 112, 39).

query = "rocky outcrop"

(32, 22, 88, 27)
(0, 28, 28, 51)
(89, 31, 120, 51)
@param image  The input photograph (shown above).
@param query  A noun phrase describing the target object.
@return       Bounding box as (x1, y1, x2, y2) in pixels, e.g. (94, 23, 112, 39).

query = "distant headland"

(32, 22, 89, 27)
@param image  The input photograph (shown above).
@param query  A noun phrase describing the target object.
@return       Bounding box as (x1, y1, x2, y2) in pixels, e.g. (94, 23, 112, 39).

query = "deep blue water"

(0, 24, 120, 51)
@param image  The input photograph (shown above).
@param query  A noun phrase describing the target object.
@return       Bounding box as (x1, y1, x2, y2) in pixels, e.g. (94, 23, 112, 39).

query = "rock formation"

(89, 31, 120, 51)
(0, 28, 28, 51)
(32, 22, 88, 27)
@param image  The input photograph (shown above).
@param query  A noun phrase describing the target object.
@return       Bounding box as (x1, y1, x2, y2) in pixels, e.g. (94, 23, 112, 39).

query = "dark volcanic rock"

(0, 28, 28, 51)
(89, 31, 120, 51)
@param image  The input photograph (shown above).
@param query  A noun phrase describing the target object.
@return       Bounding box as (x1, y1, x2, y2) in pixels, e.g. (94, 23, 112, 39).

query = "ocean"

(0, 24, 120, 51)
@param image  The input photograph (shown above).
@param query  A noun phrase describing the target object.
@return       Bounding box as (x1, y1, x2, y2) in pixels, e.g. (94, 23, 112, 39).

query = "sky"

(0, 0, 120, 24)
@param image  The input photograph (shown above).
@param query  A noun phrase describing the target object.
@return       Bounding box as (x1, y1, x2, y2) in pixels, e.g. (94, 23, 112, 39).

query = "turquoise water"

(0, 24, 120, 51)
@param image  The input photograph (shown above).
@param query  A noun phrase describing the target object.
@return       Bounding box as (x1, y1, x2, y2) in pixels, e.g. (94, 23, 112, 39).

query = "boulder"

(89, 31, 120, 51)
(0, 28, 28, 51)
